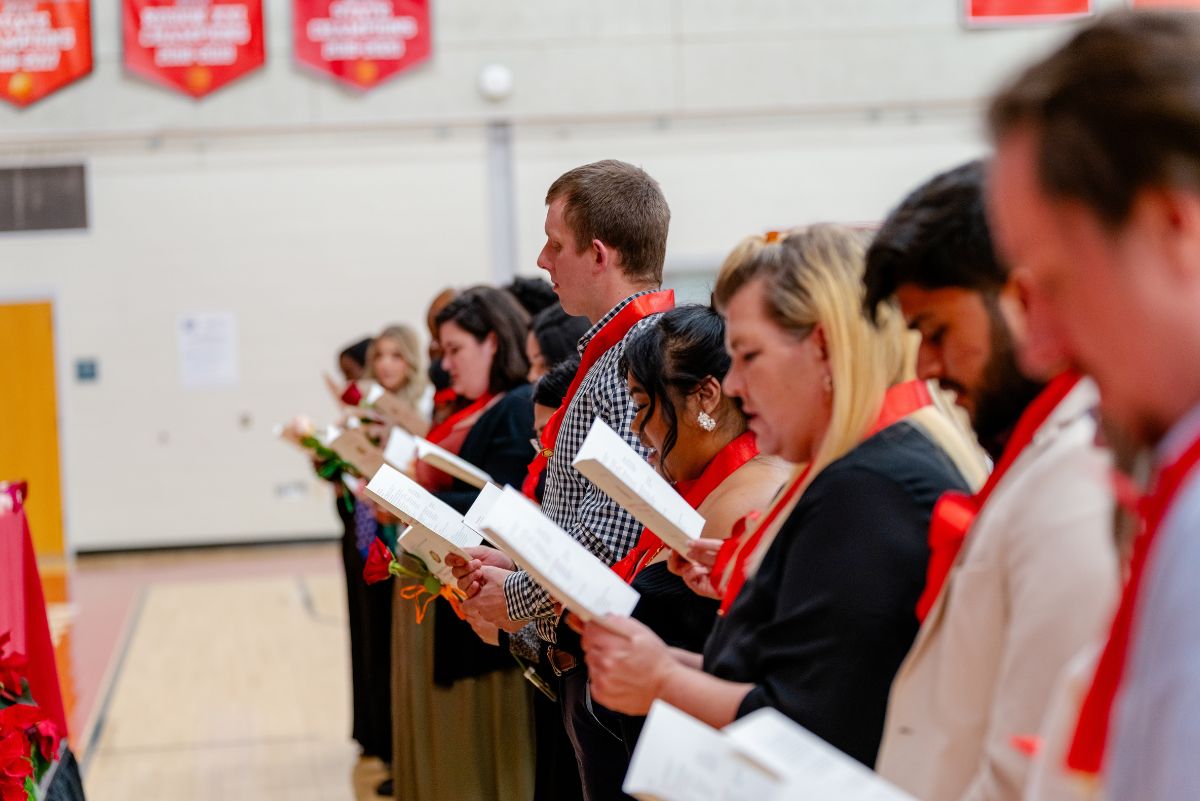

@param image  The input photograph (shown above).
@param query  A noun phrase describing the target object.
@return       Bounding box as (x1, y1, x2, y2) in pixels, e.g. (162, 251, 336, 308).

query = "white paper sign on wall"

(177, 311, 239, 389)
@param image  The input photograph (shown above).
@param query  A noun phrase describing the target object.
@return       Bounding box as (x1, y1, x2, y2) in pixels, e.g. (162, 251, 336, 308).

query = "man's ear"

(592, 238, 615, 278)
(1134, 186, 1200, 287)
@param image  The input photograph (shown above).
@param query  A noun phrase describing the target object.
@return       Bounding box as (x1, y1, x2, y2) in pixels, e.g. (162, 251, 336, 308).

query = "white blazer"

(876, 380, 1119, 801)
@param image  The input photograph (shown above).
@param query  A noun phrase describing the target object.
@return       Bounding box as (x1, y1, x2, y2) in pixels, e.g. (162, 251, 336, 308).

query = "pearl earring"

(698, 411, 717, 432)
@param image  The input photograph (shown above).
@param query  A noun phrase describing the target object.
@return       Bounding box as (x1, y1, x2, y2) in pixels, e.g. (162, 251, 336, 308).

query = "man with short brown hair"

(987, 11, 1200, 801)
(453, 160, 674, 800)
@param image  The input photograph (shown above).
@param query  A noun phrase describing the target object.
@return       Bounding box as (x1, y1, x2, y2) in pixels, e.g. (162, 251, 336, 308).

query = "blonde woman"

(579, 225, 977, 767)
(364, 324, 428, 437)
(344, 323, 426, 789)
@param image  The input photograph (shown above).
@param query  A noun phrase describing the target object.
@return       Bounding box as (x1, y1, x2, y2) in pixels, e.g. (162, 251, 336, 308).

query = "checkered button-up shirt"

(503, 291, 662, 641)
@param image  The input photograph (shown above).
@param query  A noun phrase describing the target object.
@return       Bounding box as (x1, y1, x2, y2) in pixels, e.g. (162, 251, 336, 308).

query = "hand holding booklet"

(625, 701, 918, 801)
(365, 465, 484, 583)
(476, 486, 640, 622)
(573, 419, 705, 558)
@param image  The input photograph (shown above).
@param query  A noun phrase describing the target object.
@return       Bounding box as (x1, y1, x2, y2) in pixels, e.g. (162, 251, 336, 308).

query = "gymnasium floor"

(50, 542, 386, 801)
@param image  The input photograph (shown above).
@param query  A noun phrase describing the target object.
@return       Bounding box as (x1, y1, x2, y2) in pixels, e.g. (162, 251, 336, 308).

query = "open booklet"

(415, 438, 494, 489)
(327, 426, 385, 478)
(625, 701, 918, 801)
(475, 485, 640, 622)
(379, 425, 494, 490)
(383, 426, 418, 472)
(361, 382, 429, 434)
(573, 418, 706, 558)
(365, 464, 486, 583)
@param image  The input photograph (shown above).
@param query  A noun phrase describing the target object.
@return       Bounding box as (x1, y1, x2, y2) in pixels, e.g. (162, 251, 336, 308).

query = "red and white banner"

(123, 0, 264, 98)
(0, 1, 92, 108)
(964, 0, 1093, 25)
(293, 0, 430, 90)
(1129, 0, 1200, 8)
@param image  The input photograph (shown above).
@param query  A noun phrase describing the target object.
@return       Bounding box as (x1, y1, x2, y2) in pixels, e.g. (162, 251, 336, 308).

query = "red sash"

(1065, 425, 1200, 775)
(915, 371, 1081, 622)
(612, 432, 759, 583)
(415, 392, 496, 493)
(521, 290, 676, 501)
(713, 379, 934, 615)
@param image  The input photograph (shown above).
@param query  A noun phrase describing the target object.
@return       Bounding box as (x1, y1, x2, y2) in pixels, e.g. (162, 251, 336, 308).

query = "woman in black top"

(579, 225, 976, 767)
(608, 305, 788, 749)
(384, 286, 537, 801)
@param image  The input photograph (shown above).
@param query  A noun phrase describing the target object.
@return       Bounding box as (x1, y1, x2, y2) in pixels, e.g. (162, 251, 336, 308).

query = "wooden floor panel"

(84, 572, 370, 801)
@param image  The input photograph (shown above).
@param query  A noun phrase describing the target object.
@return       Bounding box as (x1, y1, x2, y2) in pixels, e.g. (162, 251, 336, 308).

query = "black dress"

(703, 421, 969, 767)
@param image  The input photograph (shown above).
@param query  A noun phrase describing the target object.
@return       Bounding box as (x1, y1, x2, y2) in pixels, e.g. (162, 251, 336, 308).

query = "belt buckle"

(547, 646, 577, 677)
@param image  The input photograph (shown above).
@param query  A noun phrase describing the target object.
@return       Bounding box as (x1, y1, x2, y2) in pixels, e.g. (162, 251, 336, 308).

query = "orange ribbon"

(398, 581, 468, 625)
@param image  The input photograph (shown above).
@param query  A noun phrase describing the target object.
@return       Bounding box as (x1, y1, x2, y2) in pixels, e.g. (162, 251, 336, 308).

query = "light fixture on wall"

(477, 63, 514, 102)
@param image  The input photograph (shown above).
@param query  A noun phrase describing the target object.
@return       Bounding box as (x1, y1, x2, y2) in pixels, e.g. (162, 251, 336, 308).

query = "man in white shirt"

(987, 11, 1200, 800)
(864, 161, 1118, 801)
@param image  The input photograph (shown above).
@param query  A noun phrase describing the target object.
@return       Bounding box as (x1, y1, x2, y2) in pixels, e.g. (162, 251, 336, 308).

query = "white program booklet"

(725, 709, 918, 800)
(383, 426, 418, 471)
(625, 701, 919, 801)
(476, 486, 640, 621)
(463, 482, 505, 532)
(365, 465, 483, 580)
(624, 701, 786, 801)
(415, 438, 494, 489)
(572, 418, 706, 556)
(397, 526, 468, 584)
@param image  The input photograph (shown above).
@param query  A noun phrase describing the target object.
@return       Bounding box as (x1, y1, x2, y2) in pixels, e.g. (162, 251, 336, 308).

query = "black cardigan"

(432, 383, 536, 686)
(703, 421, 969, 766)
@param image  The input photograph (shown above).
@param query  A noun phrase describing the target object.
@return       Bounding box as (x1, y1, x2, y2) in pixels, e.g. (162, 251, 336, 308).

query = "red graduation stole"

(612, 431, 759, 583)
(915, 371, 1081, 622)
(712, 379, 934, 615)
(520, 290, 675, 501)
(1065, 424, 1200, 775)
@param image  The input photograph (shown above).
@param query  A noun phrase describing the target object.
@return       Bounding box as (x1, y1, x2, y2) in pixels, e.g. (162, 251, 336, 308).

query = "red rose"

(362, 538, 396, 585)
(340, 382, 364, 406)
(0, 728, 33, 783)
(0, 638, 26, 699)
(0, 704, 58, 761)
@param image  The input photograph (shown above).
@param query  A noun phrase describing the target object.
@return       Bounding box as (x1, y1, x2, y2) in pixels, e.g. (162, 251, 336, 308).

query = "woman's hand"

(580, 615, 676, 716)
(447, 546, 516, 597)
(667, 545, 722, 600)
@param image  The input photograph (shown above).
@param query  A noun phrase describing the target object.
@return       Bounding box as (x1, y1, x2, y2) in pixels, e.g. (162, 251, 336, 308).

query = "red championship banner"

(123, 0, 264, 98)
(964, 0, 1093, 25)
(1129, 0, 1200, 7)
(0, 1, 92, 108)
(293, 0, 431, 90)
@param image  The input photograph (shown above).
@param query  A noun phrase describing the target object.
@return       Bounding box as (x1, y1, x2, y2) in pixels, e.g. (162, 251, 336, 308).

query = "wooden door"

(0, 300, 65, 558)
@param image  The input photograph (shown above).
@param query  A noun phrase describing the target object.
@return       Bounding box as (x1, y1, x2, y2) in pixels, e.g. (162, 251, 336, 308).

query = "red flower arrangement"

(0, 634, 59, 800)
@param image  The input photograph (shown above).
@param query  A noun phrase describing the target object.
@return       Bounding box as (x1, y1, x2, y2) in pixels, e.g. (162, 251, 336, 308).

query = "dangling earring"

(698, 411, 717, 432)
